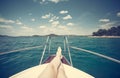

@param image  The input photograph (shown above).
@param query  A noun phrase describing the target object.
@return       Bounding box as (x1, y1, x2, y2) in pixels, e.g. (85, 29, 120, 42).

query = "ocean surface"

(0, 36, 120, 78)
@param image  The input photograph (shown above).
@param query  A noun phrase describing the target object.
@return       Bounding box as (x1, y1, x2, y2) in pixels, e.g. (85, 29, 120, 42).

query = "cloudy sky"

(0, 0, 120, 36)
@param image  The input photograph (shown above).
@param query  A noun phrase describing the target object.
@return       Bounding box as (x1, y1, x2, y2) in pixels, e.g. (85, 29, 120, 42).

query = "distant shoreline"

(0, 34, 89, 37)
(89, 36, 120, 38)
(1, 35, 120, 38)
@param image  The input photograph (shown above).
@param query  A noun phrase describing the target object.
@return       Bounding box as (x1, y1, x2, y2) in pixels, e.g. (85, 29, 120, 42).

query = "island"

(92, 26, 120, 36)
(0, 35, 11, 37)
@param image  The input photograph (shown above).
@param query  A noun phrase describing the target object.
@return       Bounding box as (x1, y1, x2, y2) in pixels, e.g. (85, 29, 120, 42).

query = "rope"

(0, 45, 43, 55)
(70, 46, 120, 64)
(65, 36, 73, 66)
(39, 36, 50, 64)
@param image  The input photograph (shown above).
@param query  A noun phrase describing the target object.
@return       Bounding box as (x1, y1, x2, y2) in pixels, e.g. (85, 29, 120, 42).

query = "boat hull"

(10, 63, 94, 78)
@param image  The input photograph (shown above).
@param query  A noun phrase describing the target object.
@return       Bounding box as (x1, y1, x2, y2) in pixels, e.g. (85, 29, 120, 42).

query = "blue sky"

(0, 0, 120, 36)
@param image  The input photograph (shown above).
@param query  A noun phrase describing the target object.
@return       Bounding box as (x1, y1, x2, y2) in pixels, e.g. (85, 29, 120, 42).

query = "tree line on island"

(92, 26, 120, 36)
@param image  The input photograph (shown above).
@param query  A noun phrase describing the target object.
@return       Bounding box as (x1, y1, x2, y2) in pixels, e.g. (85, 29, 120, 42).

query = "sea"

(0, 36, 120, 78)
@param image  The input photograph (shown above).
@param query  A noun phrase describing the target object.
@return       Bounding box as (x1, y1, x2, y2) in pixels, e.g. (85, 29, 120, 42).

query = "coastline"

(88, 36, 120, 38)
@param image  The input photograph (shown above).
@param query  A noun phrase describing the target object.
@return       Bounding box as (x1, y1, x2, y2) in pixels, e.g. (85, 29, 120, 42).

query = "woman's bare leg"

(38, 47, 67, 78)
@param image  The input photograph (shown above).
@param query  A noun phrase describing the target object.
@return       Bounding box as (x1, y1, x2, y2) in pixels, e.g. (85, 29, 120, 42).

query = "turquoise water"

(0, 36, 120, 78)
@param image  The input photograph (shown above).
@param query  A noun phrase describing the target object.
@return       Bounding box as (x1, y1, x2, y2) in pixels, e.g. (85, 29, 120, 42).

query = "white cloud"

(39, 0, 68, 4)
(0, 25, 36, 36)
(53, 16, 59, 20)
(49, 16, 59, 22)
(60, 10, 68, 14)
(0, 18, 15, 24)
(0, 24, 82, 36)
(67, 23, 74, 26)
(40, 0, 47, 4)
(16, 20, 22, 25)
(51, 21, 60, 27)
(49, 19, 54, 22)
(0, 25, 15, 36)
(0, 25, 13, 29)
(48, 0, 68, 3)
(63, 15, 72, 20)
(99, 22, 116, 29)
(42, 13, 60, 26)
(49, 0, 60, 3)
(17, 26, 35, 36)
(38, 25, 70, 35)
(41, 13, 51, 19)
(39, 25, 46, 28)
(99, 19, 110, 23)
(58, 25, 67, 29)
(31, 18, 35, 22)
(0, 18, 24, 25)
(21, 26, 33, 30)
(117, 12, 120, 17)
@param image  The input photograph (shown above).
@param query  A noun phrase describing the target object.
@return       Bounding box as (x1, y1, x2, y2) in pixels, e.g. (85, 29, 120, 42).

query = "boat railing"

(39, 36, 50, 64)
(39, 36, 73, 66)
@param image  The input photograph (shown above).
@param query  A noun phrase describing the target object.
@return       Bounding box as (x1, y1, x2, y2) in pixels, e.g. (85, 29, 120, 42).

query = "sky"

(0, 0, 120, 36)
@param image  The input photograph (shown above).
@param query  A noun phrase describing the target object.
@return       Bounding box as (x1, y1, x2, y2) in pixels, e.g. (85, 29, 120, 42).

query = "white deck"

(10, 63, 94, 78)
